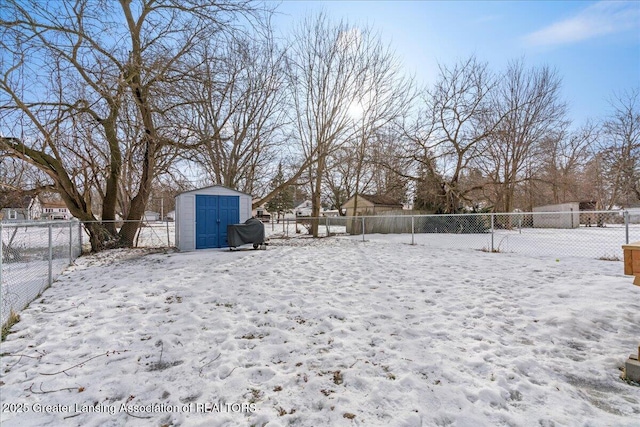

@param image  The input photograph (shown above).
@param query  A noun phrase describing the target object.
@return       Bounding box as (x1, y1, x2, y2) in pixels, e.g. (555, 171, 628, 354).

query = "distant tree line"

(1, 1, 638, 249)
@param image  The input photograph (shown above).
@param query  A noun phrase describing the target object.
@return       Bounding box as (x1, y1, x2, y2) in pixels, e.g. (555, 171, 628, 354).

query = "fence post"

(69, 220, 73, 264)
(411, 216, 415, 245)
(48, 223, 53, 287)
(325, 216, 329, 236)
(490, 213, 495, 252)
(519, 215, 522, 234)
(625, 210, 630, 245)
(570, 207, 574, 228)
(166, 219, 171, 247)
(79, 221, 83, 253)
(361, 216, 365, 242)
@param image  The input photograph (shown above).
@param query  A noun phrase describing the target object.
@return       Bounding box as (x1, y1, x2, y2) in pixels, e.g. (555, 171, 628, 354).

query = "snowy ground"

(0, 236, 639, 426)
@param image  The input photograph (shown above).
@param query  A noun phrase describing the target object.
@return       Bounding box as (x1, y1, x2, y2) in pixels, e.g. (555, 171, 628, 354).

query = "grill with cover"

(227, 217, 266, 250)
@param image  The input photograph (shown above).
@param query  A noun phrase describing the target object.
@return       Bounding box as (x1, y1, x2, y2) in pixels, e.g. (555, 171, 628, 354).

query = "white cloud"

(524, 1, 640, 47)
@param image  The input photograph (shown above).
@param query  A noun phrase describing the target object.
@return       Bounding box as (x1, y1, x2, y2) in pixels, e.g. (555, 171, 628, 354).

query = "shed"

(342, 194, 404, 234)
(626, 207, 640, 224)
(175, 185, 252, 251)
(532, 202, 580, 229)
(143, 210, 160, 222)
(342, 194, 403, 217)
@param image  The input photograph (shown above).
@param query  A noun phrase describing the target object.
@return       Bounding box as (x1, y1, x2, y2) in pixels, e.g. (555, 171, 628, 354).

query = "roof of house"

(357, 194, 403, 207)
(41, 200, 67, 209)
(0, 193, 33, 210)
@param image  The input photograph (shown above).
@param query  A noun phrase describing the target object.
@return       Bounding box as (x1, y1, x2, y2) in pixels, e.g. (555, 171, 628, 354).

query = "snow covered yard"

(0, 236, 639, 427)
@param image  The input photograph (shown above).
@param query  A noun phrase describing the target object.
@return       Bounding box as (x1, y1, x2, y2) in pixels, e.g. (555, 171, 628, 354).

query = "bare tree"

(0, 0, 268, 250)
(345, 41, 414, 220)
(479, 59, 567, 213)
(322, 131, 409, 214)
(581, 153, 608, 209)
(594, 89, 640, 208)
(368, 129, 411, 203)
(0, 153, 51, 196)
(404, 56, 498, 213)
(537, 122, 597, 205)
(285, 13, 359, 235)
(180, 31, 287, 195)
(286, 13, 412, 235)
(323, 146, 360, 213)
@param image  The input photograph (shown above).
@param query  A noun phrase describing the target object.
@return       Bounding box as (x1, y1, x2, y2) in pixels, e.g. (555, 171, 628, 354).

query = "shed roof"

(175, 185, 251, 197)
(356, 194, 403, 207)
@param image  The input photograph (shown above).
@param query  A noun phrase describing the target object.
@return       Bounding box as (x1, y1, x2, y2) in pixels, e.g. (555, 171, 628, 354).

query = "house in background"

(143, 210, 161, 222)
(0, 194, 42, 221)
(294, 200, 313, 217)
(342, 194, 404, 217)
(41, 200, 72, 220)
(252, 202, 271, 222)
(321, 208, 343, 217)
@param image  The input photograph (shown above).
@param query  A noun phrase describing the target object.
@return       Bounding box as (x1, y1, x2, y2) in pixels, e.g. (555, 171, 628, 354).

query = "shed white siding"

(144, 211, 160, 222)
(175, 186, 252, 251)
(532, 202, 580, 229)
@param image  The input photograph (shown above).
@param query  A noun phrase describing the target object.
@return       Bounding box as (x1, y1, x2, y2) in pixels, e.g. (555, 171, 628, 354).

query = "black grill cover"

(227, 218, 265, 248)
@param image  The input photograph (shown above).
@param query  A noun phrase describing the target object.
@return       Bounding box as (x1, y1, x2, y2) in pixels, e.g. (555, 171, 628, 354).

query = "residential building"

(41, 200, 72, 220)
(0, 194, 41, 221)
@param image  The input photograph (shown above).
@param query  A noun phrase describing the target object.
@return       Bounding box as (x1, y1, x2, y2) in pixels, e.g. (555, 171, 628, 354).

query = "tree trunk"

(119, 136, 156, 246)
(102, 119, 122, 235)
(311, 153, 325, 237)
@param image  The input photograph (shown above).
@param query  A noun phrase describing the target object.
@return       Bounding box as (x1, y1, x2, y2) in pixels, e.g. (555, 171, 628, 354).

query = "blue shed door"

(195, 195, 240, 249)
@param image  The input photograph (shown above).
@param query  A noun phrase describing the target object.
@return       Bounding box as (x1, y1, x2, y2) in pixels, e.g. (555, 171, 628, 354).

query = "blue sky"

(274, 0, 640, 126)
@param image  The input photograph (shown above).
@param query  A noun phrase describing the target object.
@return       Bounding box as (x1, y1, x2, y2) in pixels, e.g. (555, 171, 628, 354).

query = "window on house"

(8, 210, 17, 220)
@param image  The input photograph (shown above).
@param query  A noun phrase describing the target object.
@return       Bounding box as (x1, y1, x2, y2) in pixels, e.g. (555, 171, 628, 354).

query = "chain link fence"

(1, 220, 82, 327)
(2, 211, 631, 330)
(1, 219, 174, 329)
(80, 220, 175, 252)
(268, 210, 633, 261)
